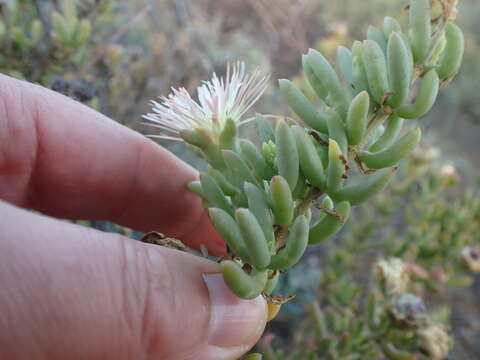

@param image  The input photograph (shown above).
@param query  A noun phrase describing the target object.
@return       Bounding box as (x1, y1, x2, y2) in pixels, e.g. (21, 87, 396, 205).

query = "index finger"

(0, 74, 225, 255)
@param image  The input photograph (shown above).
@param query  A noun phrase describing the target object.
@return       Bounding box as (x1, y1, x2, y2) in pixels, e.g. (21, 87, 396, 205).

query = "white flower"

(413, 145, 441, 162)
(438, 164, 457, 178)
(461, 246, 480, 273)
(417, 324, 452, 360)
(144, 62, 269, 141)
(374, 258, 410, 296)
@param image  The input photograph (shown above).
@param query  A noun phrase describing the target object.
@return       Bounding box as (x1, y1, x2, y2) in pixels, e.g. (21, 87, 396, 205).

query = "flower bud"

(262, 140, 277, 170)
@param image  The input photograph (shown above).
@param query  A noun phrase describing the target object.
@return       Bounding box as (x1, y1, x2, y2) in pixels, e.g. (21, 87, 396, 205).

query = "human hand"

(0, 74, 267, 360)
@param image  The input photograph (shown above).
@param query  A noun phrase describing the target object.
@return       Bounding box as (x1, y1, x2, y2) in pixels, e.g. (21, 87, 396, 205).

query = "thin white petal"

(144, 62, 269, 141)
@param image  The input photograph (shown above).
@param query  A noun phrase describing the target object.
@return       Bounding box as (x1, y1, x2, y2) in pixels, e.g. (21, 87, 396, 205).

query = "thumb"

(0, 201, 267, 360)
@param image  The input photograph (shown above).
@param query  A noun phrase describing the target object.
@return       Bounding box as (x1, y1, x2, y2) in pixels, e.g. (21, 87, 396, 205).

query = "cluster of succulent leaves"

(249, 152, 479, 360)
(186, 0, 464, 301)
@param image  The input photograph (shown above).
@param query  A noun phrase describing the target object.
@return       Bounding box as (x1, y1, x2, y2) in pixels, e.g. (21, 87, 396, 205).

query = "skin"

(0, 74, 266, 360)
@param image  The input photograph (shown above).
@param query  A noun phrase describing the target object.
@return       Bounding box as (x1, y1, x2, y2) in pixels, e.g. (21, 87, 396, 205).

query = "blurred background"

(2, 0, 479, 358)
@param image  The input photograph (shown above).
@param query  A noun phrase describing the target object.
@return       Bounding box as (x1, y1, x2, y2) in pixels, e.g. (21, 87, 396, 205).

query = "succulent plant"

(146, 0, 464, 306)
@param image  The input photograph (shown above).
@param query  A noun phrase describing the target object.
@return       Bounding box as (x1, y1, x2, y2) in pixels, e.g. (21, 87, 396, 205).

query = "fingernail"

(203, 273, 267, 347)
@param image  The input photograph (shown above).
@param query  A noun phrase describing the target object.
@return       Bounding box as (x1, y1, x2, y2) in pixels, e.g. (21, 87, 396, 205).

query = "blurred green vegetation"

(260, 149, 480, 359)
(2, 0, 479, 359)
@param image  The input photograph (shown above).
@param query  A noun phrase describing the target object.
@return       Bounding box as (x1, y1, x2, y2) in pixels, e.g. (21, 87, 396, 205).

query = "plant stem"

(275, 187, 322, 249)
(357, 109, 390, 151)
(295, 187, 323, 217)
